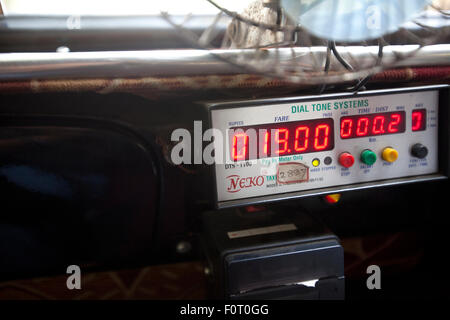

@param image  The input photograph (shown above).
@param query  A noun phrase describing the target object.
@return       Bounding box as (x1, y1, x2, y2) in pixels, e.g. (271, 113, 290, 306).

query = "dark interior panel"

(0, 124, 159, 279)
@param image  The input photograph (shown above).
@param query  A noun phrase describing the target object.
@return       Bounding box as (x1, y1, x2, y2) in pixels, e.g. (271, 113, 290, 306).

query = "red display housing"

(229, 118, 334, 161)
(340, 111, 406, 139)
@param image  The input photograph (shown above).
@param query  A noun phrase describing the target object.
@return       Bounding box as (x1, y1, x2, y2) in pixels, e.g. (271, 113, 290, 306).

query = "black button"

(411, 143, 428, 159)
(324, 156, 332, 165)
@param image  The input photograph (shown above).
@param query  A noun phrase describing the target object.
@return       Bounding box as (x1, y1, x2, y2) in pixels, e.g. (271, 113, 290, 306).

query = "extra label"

(277, 162, 309, 184)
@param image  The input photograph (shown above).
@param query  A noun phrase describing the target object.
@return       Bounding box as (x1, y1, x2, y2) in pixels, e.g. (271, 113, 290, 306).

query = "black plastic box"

(201, 207, 344, 299)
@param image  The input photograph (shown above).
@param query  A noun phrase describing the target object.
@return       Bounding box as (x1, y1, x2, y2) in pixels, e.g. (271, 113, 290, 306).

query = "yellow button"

(382, 147, 399, 163)
(312, 158, 320, 167)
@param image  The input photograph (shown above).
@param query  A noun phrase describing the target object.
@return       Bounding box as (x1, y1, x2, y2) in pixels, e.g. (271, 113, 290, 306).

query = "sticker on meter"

(277, 162, 309, 185)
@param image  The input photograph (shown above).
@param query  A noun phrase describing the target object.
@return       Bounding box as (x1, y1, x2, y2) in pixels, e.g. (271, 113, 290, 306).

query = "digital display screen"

(229, 118, 334, 161)
(340, 111, 406, 139)
(412, 109, 427, 131)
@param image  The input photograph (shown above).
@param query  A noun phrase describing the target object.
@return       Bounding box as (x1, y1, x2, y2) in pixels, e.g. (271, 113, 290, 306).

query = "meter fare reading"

(229, 118, 334, 161)
(229, 109, 427, 161)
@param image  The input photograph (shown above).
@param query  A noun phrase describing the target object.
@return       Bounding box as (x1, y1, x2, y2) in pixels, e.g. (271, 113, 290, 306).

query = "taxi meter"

(209, 85, 448, 208)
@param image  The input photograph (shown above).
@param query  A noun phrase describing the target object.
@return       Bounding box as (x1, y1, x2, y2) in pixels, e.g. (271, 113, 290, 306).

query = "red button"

(339, 152, 355, 168)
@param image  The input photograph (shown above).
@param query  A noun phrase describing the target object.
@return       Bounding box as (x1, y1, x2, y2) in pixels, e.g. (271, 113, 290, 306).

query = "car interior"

(0, 0, 449, 301)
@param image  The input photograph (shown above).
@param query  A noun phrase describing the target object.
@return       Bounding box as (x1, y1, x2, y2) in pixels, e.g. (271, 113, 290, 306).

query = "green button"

(361, 149, 377, 165)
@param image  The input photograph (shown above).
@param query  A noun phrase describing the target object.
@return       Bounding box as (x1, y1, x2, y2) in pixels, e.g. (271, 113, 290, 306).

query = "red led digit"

(388, 113, 401, 133)
(275, 128, 289, 155)
(340, 119, 353, 138)
(412, 111, 422, 130)
(232, 133, 248, 161)
(263, 131, 269, 155)
(313, 124, 330, 150)
(372, 116, 385, 135)
(412, 110, 426, 131)
(356, 117, 369, 136)
(294, 126, 310, 152)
